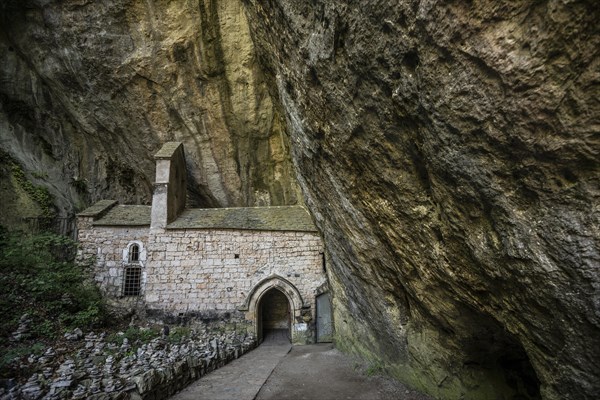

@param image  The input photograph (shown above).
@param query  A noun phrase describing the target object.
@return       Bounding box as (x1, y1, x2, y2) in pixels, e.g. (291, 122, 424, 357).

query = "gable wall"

(77, 217, 150, 310)
(145, 228, 325, 342)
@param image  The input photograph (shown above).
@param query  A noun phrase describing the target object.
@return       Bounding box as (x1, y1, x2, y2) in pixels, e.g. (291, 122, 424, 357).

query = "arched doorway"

(258, 288, 291, 344)
(239, 275, 306, 344)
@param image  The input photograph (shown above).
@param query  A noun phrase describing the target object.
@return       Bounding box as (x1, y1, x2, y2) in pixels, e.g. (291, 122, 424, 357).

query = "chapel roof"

(83, 203, 317, 232)
(166, 206, 317, 232)
(92, 205, 151, 226)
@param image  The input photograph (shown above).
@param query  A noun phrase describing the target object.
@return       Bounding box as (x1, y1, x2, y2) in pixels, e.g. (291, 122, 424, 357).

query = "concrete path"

(171, 333, 431, 400)
(256, 344, 431, 400)
(170, 331, 291, 400)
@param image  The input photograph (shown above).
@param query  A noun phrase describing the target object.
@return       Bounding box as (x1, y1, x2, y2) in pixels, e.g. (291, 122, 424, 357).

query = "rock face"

(243, 1, 599, 399)
(1, 1, 599, 399)
(0, 0, 300, 225)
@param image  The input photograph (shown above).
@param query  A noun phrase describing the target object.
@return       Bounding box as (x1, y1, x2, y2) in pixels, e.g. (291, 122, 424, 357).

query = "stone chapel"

(76, 142, 331, 344)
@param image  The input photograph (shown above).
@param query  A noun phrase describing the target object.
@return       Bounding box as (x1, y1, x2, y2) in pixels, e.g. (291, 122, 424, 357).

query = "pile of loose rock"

(1, 327, 256, 400)
(9, 314, 33, 343)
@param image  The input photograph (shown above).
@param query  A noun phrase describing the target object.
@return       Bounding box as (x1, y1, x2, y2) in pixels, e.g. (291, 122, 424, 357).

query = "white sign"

(295, 323, 307, 332)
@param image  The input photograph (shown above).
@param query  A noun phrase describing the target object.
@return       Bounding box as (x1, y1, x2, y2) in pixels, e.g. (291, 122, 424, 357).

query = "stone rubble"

(10, 314, 33, 342)
(64, 329, 84, 341)
(0, 327, 256, 400)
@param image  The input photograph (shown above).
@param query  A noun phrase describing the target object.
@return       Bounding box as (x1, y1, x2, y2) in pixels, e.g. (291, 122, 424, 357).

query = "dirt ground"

(255, 343, 432, 400)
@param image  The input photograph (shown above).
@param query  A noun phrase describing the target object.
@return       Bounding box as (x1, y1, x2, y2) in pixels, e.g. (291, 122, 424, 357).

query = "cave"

(458, 312, 542, 399)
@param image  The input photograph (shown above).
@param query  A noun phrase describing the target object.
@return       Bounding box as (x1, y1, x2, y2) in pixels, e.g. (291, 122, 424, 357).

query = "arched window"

(129, 244, 140, 263)
(123, 242, 143, 296)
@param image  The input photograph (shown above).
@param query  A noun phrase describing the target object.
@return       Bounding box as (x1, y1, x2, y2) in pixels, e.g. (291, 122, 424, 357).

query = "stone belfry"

(150, 142, 187, 229)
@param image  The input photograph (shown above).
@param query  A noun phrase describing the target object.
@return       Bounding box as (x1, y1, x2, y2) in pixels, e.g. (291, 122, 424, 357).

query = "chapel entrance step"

(262, 329, 290, 345)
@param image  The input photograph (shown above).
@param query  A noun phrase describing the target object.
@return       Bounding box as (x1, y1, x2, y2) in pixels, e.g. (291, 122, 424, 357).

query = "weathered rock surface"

(1, 1, 599, 400)
(243, 1, 599, 399)
(0, 0, 300, 225)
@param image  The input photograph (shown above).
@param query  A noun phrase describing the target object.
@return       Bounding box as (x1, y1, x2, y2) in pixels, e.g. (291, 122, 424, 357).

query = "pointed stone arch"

(239, 275, 305, 320)
(240, 275, 306, 343)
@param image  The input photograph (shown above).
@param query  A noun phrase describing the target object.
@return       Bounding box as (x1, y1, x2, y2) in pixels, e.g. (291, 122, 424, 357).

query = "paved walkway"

(171, 332, 431, 400)
(255, 344, 431, 400)
(170, 331, 291, 400)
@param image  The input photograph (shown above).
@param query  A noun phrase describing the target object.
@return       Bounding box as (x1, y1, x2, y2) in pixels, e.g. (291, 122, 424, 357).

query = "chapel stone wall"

(77, 204, 150, 313)
(145, 228, 325, 343)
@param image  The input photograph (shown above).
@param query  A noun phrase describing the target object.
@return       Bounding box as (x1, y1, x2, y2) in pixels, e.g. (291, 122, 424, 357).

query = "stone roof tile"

(90, 204, 317, 232)
(154, 142, 183, 159)
(93, 205, 151, 226)
(167, 206, 317, 232)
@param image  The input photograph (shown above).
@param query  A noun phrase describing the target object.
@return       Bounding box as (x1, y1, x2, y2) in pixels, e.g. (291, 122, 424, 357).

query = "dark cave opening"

(460, 315, 541, 399)
(497, 348, 541, 399)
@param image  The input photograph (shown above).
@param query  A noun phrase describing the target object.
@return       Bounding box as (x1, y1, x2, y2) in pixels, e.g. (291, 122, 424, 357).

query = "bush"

(167, 327, 192, 344)
(0, 229, 108, 341)
(1, 342, 44, 371)
(107, 326, 161, 347)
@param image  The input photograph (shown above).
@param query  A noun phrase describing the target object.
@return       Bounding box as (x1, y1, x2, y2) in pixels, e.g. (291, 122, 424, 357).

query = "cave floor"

(171, 338, 431, 400)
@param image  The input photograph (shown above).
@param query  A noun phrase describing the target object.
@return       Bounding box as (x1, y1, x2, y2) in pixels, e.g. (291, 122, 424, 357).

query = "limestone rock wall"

(0, 0, 300, 223)
(243, 1, 600, 399)
(3, 1, 599, 399)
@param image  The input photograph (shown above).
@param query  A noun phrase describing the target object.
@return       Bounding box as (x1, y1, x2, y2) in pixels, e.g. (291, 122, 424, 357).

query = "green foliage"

(0, 343, 44, 371)
(366, 361, 384, 376)
(32, 319, 56, 339)
(104, 326, 193, 354)
(0, 149, 56, 219)
(11, 165, 55, 218)
(31, 171, 48, 180)
(107, 326, 161, 347)
(0, 230, 107, 342)
(167, 327, 192, 344)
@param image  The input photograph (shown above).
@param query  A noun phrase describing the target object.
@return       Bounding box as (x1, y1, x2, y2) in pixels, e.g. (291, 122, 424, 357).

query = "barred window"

(123, 266, 142, 296)
(129, 244, 140, 263)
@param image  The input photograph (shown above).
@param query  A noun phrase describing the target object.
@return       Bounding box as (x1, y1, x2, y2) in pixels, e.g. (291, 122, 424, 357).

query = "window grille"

(129, 244, 140, 262)
(123, 266, 142, 296)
